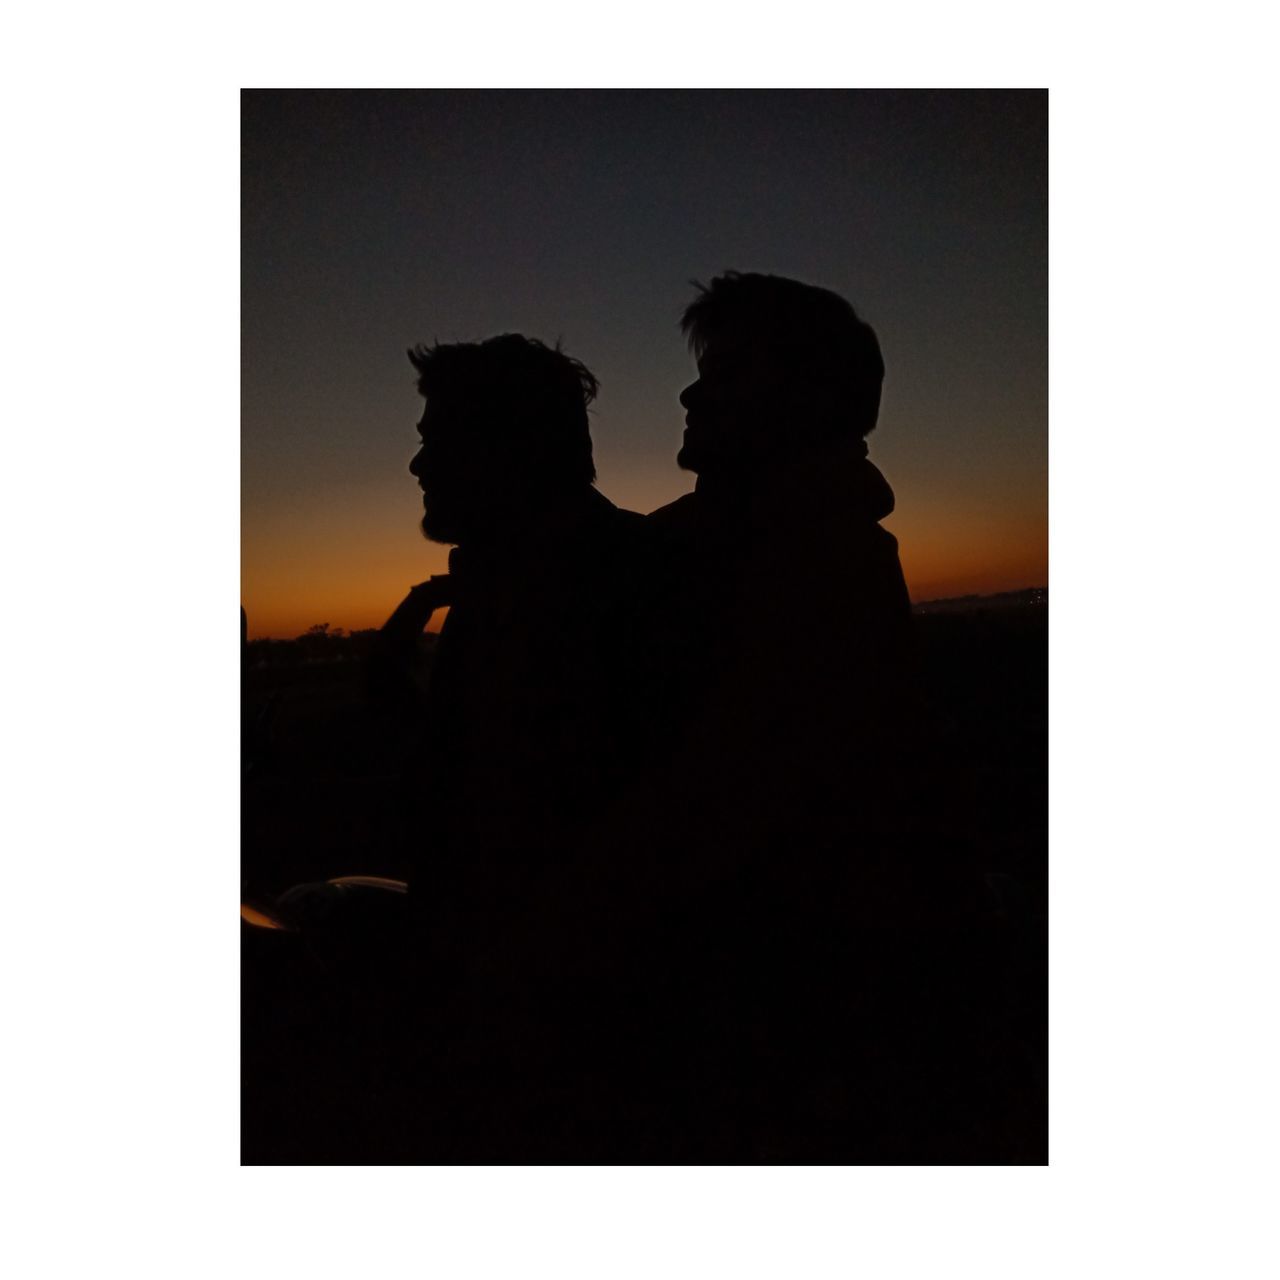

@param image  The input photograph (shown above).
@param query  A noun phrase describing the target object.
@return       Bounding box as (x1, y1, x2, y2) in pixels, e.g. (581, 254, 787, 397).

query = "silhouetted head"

(407, 335, 599, 545)
(677, 272, 884, 480)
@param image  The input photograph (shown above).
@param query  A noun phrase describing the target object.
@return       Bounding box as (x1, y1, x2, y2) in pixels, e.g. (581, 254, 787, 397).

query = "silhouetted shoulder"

(607, 501, 647, 528)
(601, 498, 648, 543)
(578, 493, 657, 578)
(644, 492, 710, 552)
(647, 492, 698, 528)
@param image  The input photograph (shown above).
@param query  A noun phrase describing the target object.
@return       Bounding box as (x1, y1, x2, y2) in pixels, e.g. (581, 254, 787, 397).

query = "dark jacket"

(403, 488, 660, 1106)
(626, 438, 963, 1157)
(644, 436, 918, 900)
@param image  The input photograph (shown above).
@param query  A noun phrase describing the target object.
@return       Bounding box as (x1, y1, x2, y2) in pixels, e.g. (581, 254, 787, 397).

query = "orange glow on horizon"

(242, 471, 1046, 639)
(243, 536, 1044, 639)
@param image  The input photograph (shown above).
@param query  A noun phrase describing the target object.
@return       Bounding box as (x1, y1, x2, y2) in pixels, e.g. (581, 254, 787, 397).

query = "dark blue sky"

(243, 89, 1046, 636)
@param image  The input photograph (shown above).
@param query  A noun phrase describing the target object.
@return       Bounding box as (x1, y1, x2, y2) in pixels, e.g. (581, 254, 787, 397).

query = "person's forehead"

(418, 393, 465, 423)
(698, 333, 756, 369)
(697, 333, 781, 376)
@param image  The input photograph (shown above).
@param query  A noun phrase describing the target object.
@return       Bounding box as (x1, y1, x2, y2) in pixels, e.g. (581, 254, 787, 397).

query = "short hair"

(681, 272, 885, 436)
(407, 334, 598, 486)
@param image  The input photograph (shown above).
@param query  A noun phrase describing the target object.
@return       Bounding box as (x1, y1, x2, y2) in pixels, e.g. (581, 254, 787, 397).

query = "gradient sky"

(242, 89, 1046, 639)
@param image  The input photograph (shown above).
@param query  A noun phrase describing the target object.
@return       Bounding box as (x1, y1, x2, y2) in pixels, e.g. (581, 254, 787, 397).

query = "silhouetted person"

(387, 334, 660, 1159)
(651, 271, 917, 865)
(632, 272, 1006, 1160)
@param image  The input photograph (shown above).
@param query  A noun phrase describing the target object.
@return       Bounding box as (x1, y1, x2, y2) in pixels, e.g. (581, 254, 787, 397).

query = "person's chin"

(676, 442, 701, 474)
(419, 512, 458, 545)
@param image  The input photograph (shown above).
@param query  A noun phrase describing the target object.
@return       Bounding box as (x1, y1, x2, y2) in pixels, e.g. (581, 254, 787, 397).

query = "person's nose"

(409, 447, 424, 480)
(679, 380, 700, 411)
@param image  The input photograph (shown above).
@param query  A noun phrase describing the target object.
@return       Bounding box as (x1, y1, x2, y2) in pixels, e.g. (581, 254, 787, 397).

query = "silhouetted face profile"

(406, 335, 599, 546)
(409, 395, 501, 545)
(676, 272, 885, 482)
(678, 337, 792, 478)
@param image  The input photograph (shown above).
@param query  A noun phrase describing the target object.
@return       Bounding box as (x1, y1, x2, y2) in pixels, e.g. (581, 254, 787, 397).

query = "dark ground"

(241, 595, 1047, 1163)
